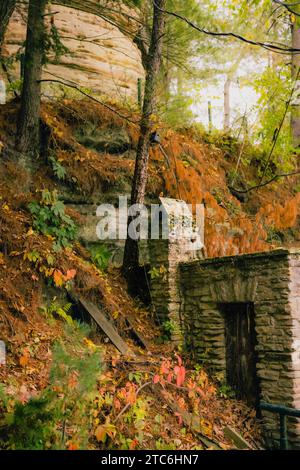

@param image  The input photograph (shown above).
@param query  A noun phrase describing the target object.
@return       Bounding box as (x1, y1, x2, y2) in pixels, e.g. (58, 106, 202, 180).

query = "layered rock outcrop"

(4, 3, 144, 99)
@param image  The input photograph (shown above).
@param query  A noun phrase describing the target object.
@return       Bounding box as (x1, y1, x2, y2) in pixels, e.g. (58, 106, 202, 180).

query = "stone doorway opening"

(219, 302, 260, 408)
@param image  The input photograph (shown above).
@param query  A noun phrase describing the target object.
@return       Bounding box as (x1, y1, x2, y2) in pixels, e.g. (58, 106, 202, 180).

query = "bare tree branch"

(229, 169, 300, 194)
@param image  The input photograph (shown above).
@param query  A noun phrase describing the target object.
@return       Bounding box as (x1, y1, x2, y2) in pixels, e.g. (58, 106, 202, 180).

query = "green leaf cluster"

(28, 190, 77, 251)
(89, 244, 111, 271)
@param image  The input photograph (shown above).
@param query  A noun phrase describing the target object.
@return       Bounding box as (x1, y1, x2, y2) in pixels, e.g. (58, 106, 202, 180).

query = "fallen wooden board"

(223, 426, 253, 450)
(74, 295, 135, 357)
(125, 317, 150, 351)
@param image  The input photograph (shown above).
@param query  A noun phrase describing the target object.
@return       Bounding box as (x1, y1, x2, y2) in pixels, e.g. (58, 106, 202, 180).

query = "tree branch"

(273, 0, 300, 16)
(229, 169, 300, 194)
(153, 0, 300, 54)
(38, 78, 140, 125)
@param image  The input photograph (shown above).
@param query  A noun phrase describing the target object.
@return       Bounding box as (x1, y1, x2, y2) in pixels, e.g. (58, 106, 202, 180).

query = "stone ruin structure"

(76, 195, 300, 448)
(154, 246, 300, 449)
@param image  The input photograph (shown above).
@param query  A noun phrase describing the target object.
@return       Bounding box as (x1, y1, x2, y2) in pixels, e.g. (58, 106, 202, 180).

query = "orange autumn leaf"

(95, 425, 107, 443)
(65, 269, 77, 281)
(53, 269, 64, 287)
(95, 422, 116, 443)
(67, 442, 79, 450)
(129, 439, 139, 450)
(19, 349, 30, 367)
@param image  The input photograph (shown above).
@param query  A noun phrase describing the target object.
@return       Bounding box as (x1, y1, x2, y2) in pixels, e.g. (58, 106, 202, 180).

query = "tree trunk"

(122, 0, 166, 284)
(224, 77, 231, 131)
(291, 9, 300, 148)
(16, 0, 47, 157)
(0, 0, 16, 56)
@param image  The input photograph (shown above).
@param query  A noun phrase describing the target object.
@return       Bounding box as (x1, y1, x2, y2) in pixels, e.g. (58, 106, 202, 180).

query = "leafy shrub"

(49, 155, 66, 180)
(0, 324, 103, 450)
(40, 301, 74, 326)
(28, 190, 77, 251)
(89, 244, 111, 271)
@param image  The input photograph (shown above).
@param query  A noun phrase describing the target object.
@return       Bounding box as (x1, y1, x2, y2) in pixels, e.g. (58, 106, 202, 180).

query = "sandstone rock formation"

(4, 3, 144, 100)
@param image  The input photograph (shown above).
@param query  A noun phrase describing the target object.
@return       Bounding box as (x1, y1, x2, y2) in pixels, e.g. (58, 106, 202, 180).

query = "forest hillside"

(1, 0, 300, 455)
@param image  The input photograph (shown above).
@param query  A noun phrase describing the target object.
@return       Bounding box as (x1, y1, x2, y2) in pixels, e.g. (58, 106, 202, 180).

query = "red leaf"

(160, 360, 170, 375)
(175, 365, 186, 387)
(175, 412, 183, 425)
(153, 374, 160, 384)
(175, 354, 183, 367)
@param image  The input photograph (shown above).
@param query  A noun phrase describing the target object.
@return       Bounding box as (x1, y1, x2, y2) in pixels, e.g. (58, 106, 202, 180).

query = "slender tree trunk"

(291, 9, 300, 148)
(224, 77, 231, 131)
(0, 0, 16, 56)
(16, 0, 47, 157)
(122, 0, 166, 283)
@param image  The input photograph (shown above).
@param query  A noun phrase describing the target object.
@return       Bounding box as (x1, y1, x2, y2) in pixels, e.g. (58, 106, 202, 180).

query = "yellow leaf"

(94, 426, 107, 443)
(83, 337, 97, 351)
(9, 251, 22, 257)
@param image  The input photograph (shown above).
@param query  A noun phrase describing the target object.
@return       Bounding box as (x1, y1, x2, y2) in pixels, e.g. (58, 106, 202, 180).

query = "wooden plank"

(125, 317, 150, 350)
(76, 296, 134, 357)
(223, 426, 253, 450)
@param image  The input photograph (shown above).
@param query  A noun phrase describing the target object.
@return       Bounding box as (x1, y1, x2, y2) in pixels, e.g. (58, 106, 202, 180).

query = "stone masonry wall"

(149, 238, 202, 343)
(179, 249, 300, 449)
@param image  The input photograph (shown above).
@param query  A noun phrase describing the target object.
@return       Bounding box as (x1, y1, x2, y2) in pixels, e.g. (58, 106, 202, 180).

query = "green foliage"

(149, 266, 160, 280)
(49, 155, 66, 181)
(149, 265, 167, 281)
(28, 190, 77, 251)
(265, 226, 283, 244)
(41, 301, 74, 326)
(3, 397, 55, 450)
(7, 79, 23, 94)
(155, 437, 177, 450)
(251, 66, 294, 175)
(156, 319, 177, 343)
(214, 372, 235, 399)
(164, 92, 195, 128)
(217, 383, 236, 399)
(0, 324, 103, 450)
(44, 23, 71, 64)
(89, 245, 111, 271)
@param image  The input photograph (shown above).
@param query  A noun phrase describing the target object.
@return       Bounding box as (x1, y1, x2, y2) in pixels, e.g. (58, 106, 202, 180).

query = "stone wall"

(179, 249, 300, 449)
(149, 237, 203, 343)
